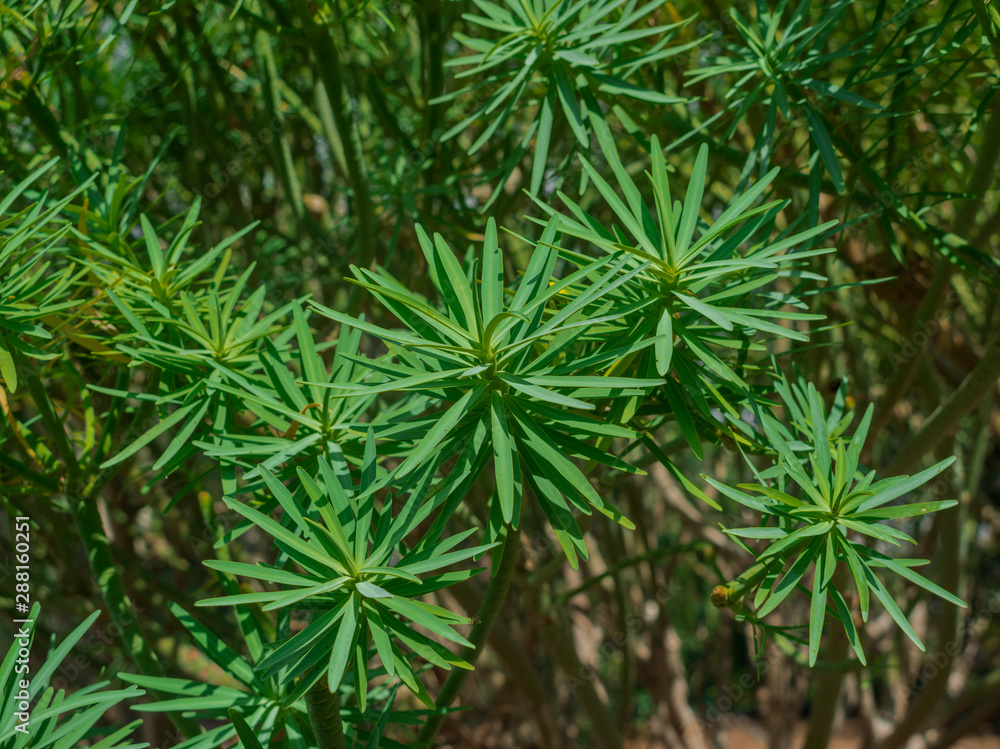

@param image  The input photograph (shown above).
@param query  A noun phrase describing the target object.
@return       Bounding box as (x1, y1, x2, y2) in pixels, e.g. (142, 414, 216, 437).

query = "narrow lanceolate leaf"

(852, 499, 958, 521)
(202, 559, 316, 587)
(675, 143, 708, 258)
(654, 309, 673, 376)
(844, 403, 874, 483)
(356, 581, 393, 599)
(805, 108, 844, 193)
(757, 538, 822, 617)
(381, 597, 474, 647)
(153, 398, 212, 471)
(100, 402, 200, 468)
(839, 538, 870, 621)
(499, 373, 593, 410)
(482, 217, 504, 321)
(327, 595, 361, 690)
(140, 214, 166, 277)
(220, 497, 341, 575)
(229, 708, 266, 749)
(865, 566, 925, 651)
(531, 89, 555, 195)
(861, 552, 966, 608)
(723, 527, 787, 539)
(830, 585, 866, 665)
(808, 536, 836, 666)
(854, 457, 956, 512)
(491, 391, 516, 524)
(702, 476, 772, 513)
(0, 329, 18, 392)
(674, 292, 733, 330)
(397, 384, 489, 477)
(759, 521, 834, 560)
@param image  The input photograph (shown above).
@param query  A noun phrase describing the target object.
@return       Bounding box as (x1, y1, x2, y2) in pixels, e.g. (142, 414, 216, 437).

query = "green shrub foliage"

(2, 0, 996, 745)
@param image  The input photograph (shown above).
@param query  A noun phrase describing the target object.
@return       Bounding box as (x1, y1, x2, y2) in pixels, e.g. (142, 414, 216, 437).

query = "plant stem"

(305, 680, 346, 749)
(416, 525, 521, 745)
(450, 578, 563, 748)
(929, 674, 1000, 749)
(16, 85, 101, 175)
(865, 266, 952, 448)
(69, 491, 165, 677)
(603, 525, 634, 731)
(421, 0, 444, 215)
(873, 495, 961, 749)
(290, 0, 375, 270)
(23, 371, 81, 480)
(884, 331, 1000, 477)
(873, 315, 992, 749)
(0, 451, 58, 490)
(559, 541, 708, 602)
(711, 557, 775, 609)
(25, 365, 201, 738)
(802, 567, 851, 749)
(256, 29, 305, 213)
(865, 105, 1000, 445)
(542, 611, 623, 749)
(254, 25, 329, 250)
(970, 0, 1000, 67)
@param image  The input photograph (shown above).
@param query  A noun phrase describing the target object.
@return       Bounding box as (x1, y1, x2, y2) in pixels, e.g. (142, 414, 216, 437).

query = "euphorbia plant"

(3, 0, 993, 747)
(311, 218, 663, 565)
(706, 367, 965, 666)
(198, 436, 494, 712)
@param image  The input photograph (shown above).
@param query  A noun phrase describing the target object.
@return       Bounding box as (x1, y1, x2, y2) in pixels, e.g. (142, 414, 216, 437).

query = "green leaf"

(481, 217, 504, 322)
(491, 391, 517, 524)
(862, 552, 966, 608)
(830, 585, 866, 665)
(531, 88, 556, 195)
(356, 581, 394, 599)
(500, 373, 594, 410)
(0, 329, 17, 392)
(229, 709, 265, 749)
(654, 309, 673, 376)
(838, 538, 870, 621)
(327, 594, 361, 690)
(804, 108, 845, 193)
(675, 143, 708, 257)
(808, 536, 837, 666)
(723, 527, 787, 539)
(664, 379, 703, 460)
(554, 63, 588, 146)
(100, 402, 200, 469)
(380, 597, 473, 647)
(219, 496, 342, 576)
(853, 500, 958, 521)
(757, 539, 822, 618)
(854, 457, 956, 512)
(139, 214, 165, 277)
(865, 566, 925, 651)
(152, 397, 212, 472)
(702, 476, 771, 513)
(759, 521, 834, 560)
(742, 483, 805, 508)
(800, 78, 882, 109)
(809, 384, 831, 478)
(674, 292, 733, 330)
(365, 605, 396, 678)
(397, 384, 489, 477)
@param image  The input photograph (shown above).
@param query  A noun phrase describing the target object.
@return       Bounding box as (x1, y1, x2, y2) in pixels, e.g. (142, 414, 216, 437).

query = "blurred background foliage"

(1, 0, 1000, 747)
